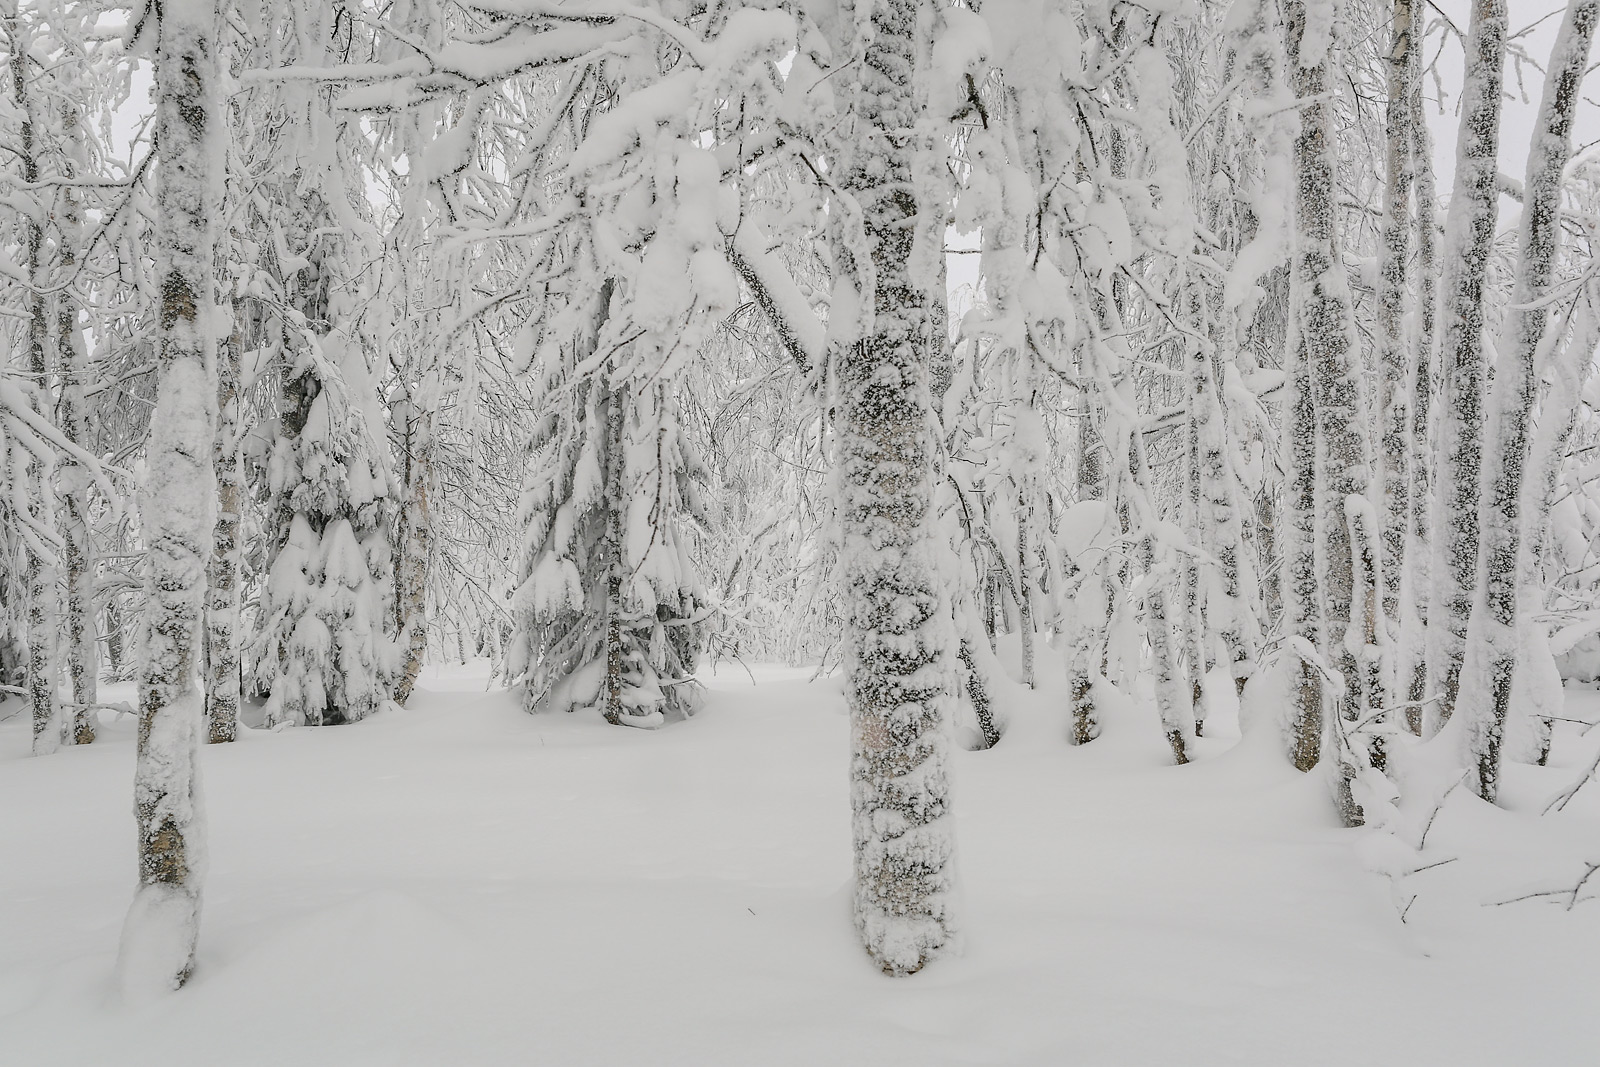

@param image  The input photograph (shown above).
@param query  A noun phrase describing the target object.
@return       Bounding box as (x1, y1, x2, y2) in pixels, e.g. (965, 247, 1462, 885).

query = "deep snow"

(2, 662, 1597, 1066)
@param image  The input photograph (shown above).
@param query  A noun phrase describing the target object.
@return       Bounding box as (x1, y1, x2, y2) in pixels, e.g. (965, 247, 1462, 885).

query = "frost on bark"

(1282, 1, 1373, 823)
(205, 316, 243, 743)
(117, 0, 220, 999)
(1376, 0, 1416, 710)
(7, 14, 59, 756)
(1459, 0, 1596, 803)
(832, 0, 957, 976)
(1426, 0, 1505, 734)
(1283, 301, 1321, 772)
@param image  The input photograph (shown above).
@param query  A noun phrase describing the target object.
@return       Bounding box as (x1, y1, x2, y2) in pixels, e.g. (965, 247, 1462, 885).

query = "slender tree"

(1425, 0, 1506, 734)
(1459, 0, 1598, 802)
(117, 0, 220, 999)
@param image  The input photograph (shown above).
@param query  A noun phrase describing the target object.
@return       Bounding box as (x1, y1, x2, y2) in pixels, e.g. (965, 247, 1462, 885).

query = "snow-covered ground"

(2, 663, 1597, 1066)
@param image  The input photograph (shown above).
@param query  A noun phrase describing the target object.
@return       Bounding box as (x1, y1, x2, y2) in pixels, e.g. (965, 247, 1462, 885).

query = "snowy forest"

(3, 0, 1600, 1060)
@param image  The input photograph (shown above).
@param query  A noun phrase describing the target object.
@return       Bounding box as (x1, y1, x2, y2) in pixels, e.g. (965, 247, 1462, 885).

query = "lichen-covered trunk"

(117, 0, 220, 999)
(601, 376, 628, 727)
(833, 0, 956, 976)
(1459, 0, 1594, 803)
(205, 319, 242, 744)
(1284, 312, 1322, 772)
(1285, 1, 1371, 807)
(1425, 0, 1505, 735)
(957, 638, 1001, 749)
(1377, 0, 1416, 712)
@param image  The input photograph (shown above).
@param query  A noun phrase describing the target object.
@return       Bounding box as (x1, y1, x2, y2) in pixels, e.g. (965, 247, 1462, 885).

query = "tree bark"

(206, 314, 243, 743)
(8, 14, 59, 756)
(1426, 0, 1506, 734)
(1377, 0, 1416, 712)
(117, 0, 220, 999)
(833, 0, 957, 976)
(1459, 0, 1595, 803)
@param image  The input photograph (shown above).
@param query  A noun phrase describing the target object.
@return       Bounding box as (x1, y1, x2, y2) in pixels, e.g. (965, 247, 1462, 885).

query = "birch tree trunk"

(8, 16, 60, 756)
(833, 0, 956, 975)
(1459, 0, 1596, 803)
(58, 109, 97, 745)
(392, 401, 433, 706)
(205, 317, 242, 744)
(1517, 280, 1600, 763)
(1396, 18, 1439, 734)
(1425, 0, 1505, 735)
(601, 376, 628, 727)
(1284, 297, 1322, 772)
(1377, 0, 1416, 711)
(117, 0, 220, 999)
(1285, 1, 1373, 813)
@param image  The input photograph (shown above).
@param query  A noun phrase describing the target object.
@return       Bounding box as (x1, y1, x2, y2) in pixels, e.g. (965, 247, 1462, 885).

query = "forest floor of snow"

(2, 659, 1598, 1066)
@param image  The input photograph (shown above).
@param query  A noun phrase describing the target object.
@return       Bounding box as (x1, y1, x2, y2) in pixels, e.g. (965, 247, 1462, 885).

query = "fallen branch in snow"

(1543, 741, 1600, 814)
(1489, 861, 1600, 911)
(1418, 773, 1468, 851)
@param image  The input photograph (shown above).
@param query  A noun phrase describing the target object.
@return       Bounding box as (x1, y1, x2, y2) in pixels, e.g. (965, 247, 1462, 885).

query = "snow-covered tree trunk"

(832, 0, 957, 976)
(1283, 298, 1322, 771)
(391, 399, 433, 707)
(957, 637, 1000, 749)
(1425, 0, 1505, 734)
(205, 317, 242, 744)
(1142, 537, 1193, 766)
(1459, 0, 1595, 803)
(117, 0, 220, 999)
(52, 99, 97, 745)
(1284, 1, 1372, 817)
(1516, 279, 1600, 763)
(1395, 11, 1438, 734)
(8, 16, 59, 757)
(601, 376, 628, 727)
(1069, 404, 1103, 744)
(1376, 0, 1416, 710)
(1184, 406, 1207, 731)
